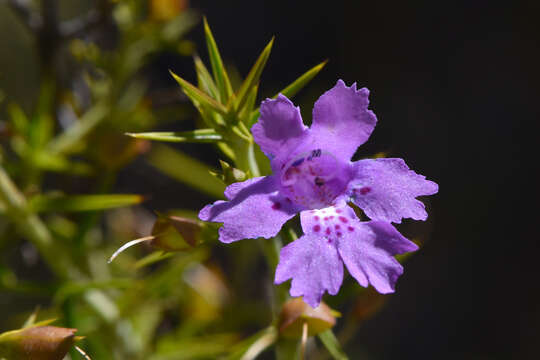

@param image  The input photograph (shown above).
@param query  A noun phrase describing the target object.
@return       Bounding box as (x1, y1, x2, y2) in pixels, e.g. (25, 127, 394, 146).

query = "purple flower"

(199, 80, 438, 307)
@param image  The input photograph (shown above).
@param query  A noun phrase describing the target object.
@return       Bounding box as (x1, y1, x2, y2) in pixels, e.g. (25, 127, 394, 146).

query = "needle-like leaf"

(234, 37, 274, 113)
(169, 70, 228, 115)
(203, 17, 234, 102)
(126, 129, 222, 143)
(28, 194, 144, 213)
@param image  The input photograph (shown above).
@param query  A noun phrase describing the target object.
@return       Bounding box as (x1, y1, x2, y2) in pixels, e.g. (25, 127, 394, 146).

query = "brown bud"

(151, 214, 202, 251)
(278, 298, 339, 338)
(108, 214, 203, 264)
(0, 326, 78, 360)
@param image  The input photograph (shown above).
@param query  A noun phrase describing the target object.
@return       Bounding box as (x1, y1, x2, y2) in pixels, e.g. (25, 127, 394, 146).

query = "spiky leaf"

(169, 71, 228, 115)
(126, 129, 222, 143)
(203, 18, 233, 102)
(234, 37, 274, 113)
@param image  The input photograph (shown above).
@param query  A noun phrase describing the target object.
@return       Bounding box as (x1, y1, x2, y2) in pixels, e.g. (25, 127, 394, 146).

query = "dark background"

(1, 0, 538, 358)
(187, 1, 538, 359)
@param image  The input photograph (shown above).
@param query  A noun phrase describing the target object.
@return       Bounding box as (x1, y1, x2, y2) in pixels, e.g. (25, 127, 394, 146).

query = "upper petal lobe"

(251, 94, 308, 160)
(349, 158, 438, 223)
(199, 176, 298, 243)
(311, 80, 377, 161)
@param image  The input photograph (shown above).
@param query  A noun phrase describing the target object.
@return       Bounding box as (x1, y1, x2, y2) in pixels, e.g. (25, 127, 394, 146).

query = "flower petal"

(310, 80, 377, 161)
(337, 221, 418, 293)
(251, 94, 308, 159)
(275, 229, 343, 308)
(199, 176, 298, 243)
(349, 158, 438, 223)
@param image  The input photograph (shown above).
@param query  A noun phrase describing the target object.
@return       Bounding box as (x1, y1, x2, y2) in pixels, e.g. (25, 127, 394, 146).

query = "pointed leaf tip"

(169, 70, 228, 114)
(234, 36, 275, 113)
(203, 19, 233, 101)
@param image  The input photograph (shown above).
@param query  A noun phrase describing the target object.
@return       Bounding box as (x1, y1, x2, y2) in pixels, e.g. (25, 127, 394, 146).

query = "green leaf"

(277, 60, 327, 99)
(194, 56, 219, 99)
(31, 152, 93, 175)
(134, 251, 175, 270)
(47, 102, 109, 155)
(203, 17, 234, 102)
(248, 60, 327, 125)
(234, 37, 274, 113)
(7, 103, 28, 135)
(317, 330, 349, 360)
(125, 129, 222, 143)
(169, 70, 228, 115)
(147, 144, 225, 198)
(28, 194, 144, 213)
(240, 84, 259, 120)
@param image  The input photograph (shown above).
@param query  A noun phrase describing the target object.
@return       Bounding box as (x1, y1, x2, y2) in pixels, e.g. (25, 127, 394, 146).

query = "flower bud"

(151, 214, 202, 251)
(278, 298, 339, 338)
(108, 214, 204, 263)
(0, 325, 79, 360)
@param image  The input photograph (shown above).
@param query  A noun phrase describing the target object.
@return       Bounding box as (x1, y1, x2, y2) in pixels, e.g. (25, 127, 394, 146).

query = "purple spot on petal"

(314, 216, 320, 221)
(348, 226, 355, 232)
(337, 232, 342, 237)
(335, 224, 341, 230)
(325, 228, 331, 235)
(336, 209, 342, 214)
(339, 216, 348, 223)
(359, 186, 371, 195)
(324, 217, 329, 221)
(313, 225, 321, 232)
(329, 216, 334, 219)
(272, 202, 281, 210)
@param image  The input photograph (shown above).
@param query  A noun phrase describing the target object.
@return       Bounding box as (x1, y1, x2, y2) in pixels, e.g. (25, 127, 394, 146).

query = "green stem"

(233, 139, 260, 177)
